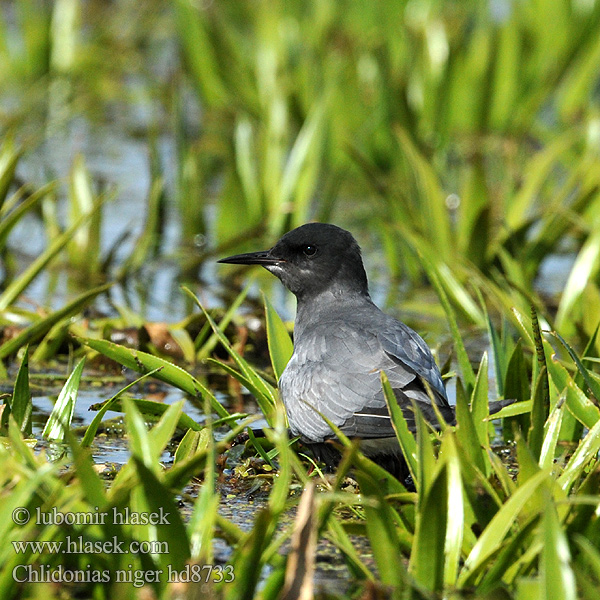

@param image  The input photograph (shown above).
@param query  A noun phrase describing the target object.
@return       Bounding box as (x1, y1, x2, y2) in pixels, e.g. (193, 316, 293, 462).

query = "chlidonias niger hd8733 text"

(219, 223, 459, 480)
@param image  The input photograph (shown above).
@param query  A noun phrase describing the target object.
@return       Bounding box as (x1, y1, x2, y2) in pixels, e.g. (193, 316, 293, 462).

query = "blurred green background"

(5, 3, 600, 599)
(2, 0, 600, 340)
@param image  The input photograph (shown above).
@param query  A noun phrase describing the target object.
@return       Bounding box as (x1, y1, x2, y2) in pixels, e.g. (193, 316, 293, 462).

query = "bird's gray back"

(279, 301, 449, 443)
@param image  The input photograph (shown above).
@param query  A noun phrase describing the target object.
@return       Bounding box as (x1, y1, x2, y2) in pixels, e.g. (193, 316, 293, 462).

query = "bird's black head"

(218, 223, 369, 300)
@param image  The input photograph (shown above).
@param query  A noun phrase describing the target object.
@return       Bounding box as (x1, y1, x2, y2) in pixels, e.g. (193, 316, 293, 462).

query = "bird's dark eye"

(302, 245, 318, 257)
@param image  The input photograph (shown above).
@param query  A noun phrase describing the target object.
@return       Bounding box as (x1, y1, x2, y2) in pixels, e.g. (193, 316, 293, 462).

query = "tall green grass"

(172, 0, 600, 342)
(3, 0, 600, 343)
(3, 288, 600, 598)
(2, 2, 600, 597)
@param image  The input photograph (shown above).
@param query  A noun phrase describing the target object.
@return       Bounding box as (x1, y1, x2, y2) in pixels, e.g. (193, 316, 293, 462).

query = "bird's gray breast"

(278, 319, 419, 443)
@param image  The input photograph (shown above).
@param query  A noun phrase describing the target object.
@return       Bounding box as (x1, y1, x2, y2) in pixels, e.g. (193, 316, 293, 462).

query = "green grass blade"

(354, 468, 409, 589)
(183, 286, 278, 421)
(0, 136, 21, 208)
(455, 379, 487, 476)
(539, 401, 565, 470)
(553, 330, 600, 403)
(281, 102, 324, 229)
(174, 427, 211, 465)
(486, 401, 532, 420)
(0, 193, 107, 310)
(117, 177, 164, 276)
(173, 0, 228, 107)
(458, 470, 550, 587)
(573, 536, 600, 592)
(188, 467, 219, 562)
(88, 397, 202, 432)
(132, 456, 191, 573)
(456, 449, 504, 529)
(67, 155, 102, 275)
(579, 321, 600, 373)
(67, 430, 107, 507)
(529, 366, 550, 461)
(442, 435, 465, 588)
(486, 311, 508, 398)
(380, 370, 418, 483)
(409, 462, 448, 591)
(555, 226, 600, 333)
(263, 293, 293, 382)
(188, 393, 217, 562)
(224, 509, 273, 600)
(166, 327, 196, 364)
(9, 345, 32, 435)
(83, 337, 229, 419)
(264, 408, 292, 516)
(557, 417, 600, 494)
(503, 339, 531, 441)
(196, 281, 252, 360)
(0, 182, 55, 249)
(528, 308, 550, 459)
(416, 403, 437, 500)
(516, 434, 543, 487)
(324, 517, 375, 581)
(477, 517, 539, 594)
(147, 399, 186, 458)
(234, 117, 261, 217)
(545, 346, 600, 431)
(163, 417, 255, 491)
(541, 503, 576, 600)
(487, 446, 517, 498)
(205, 357, 267, 400)
(246, 426, 276, 468)
(419, 251, 476, 391)
(394, 127, 452, 259)
(565, 379, 600, 430)
(0, 282, 112, 361)
(81, 367, 167, 447)
(506, 132, 578, 230)
(42, 357, 85, 442)
(510, 306, 535, 347)
(30, 320, 71, 363)
(124, 396, 155, 470)
(470, 351, 490, 451)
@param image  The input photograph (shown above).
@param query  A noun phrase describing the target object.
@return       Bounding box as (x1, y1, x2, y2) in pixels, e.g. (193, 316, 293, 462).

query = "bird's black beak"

(217, 250, 285, 266)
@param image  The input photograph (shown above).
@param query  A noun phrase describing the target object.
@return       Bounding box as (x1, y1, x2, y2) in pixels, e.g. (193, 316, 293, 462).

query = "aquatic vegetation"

(2, 0, 600, 598)
(3, 285, 600, 598)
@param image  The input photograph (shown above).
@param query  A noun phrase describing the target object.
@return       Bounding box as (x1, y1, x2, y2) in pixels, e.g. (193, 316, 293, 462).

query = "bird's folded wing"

(377, 319, 449, 405)
(282, 322, 440, 441)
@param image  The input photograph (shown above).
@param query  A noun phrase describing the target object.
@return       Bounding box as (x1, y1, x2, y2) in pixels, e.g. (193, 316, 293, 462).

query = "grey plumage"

(280, 301, 453, 443)
(218, 223, 453, 479)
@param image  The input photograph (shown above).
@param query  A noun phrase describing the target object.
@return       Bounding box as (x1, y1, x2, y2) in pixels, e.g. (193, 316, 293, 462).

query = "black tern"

(219, 223, 455, 479)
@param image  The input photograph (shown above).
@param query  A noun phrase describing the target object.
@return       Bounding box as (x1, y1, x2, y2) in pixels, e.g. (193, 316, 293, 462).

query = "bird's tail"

(488, 398, 517, 416)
